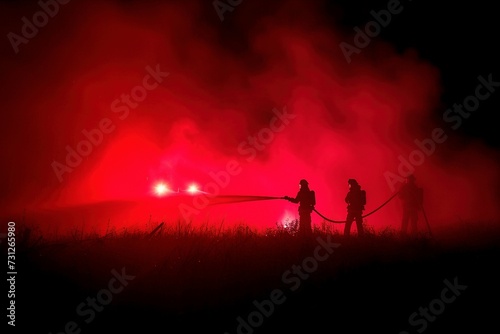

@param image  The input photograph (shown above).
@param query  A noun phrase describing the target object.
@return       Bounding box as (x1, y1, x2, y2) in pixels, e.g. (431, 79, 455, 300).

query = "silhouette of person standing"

(344, 179, 366, 237)
(398, 175, 423, 236)
(284, 179, 315, 238)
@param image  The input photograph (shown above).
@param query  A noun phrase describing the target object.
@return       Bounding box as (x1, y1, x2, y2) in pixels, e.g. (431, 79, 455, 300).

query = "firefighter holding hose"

(344, 179, 366, 237)
(284, 179, 316, 237)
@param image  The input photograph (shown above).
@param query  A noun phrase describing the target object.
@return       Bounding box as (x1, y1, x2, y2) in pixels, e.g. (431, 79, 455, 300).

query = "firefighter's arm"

(285, 193, 300, 203)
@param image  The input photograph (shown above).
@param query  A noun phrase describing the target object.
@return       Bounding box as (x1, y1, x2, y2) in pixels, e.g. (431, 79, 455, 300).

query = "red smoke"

(1, 0, 499, 236)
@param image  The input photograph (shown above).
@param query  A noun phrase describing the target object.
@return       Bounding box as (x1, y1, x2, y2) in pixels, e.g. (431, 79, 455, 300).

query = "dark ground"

(9, 223, 500, 334)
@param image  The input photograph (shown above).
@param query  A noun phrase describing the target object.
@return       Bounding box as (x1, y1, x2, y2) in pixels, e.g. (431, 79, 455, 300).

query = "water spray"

(208, 195, 285, 205)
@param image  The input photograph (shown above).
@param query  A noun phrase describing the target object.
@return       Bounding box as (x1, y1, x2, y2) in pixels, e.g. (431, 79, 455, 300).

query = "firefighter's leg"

(298, 212, 313, 252)
(410, 210, 418, 235)
(299, 211, 312, 237)
(305, 213, 312, 236)
(344, 212, 353, 236)
(355, 212, 364, 236)
(401, 210, 409, 235)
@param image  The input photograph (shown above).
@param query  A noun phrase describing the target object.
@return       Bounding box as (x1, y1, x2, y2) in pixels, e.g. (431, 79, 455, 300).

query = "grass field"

(11, 219, 500, 333)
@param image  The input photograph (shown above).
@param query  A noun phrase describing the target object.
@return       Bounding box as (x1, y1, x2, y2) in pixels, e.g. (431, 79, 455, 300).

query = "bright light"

(280, 210, 297, 229)
(187, 183, 200, 194)
(154, 182, 169, 196)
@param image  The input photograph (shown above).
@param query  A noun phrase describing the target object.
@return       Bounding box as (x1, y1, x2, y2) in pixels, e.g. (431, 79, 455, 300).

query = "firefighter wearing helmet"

(398, 174, 423, 236)
(284, 179, 316, 237)
(344, 179, 366, 237)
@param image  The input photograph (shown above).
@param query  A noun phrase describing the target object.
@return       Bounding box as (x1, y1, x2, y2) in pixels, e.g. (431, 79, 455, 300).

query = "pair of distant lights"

(153, 182, 204, 197)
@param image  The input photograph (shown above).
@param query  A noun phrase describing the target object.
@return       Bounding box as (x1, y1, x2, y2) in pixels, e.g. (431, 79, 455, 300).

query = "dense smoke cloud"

(1, 0, 499, 235)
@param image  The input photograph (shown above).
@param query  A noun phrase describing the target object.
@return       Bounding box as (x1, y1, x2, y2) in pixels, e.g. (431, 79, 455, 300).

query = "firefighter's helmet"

(348, 179, 358, 186)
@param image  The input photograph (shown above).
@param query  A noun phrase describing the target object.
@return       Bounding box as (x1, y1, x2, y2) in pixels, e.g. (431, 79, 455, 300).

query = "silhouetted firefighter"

(398, 174, 423, 236)
(344, 179, 366, 237)
(284, 179, 315, 237)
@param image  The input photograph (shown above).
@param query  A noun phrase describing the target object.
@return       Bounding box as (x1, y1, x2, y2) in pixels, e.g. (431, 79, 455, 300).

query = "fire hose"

(312, 191, 400, 224)
(210, 193, 400, 224)
(312, 192, 432, 236)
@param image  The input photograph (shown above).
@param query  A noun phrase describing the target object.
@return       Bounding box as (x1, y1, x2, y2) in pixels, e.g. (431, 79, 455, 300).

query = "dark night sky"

(327, 0, 499, 148)
(207, 0, 500, 148)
